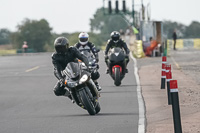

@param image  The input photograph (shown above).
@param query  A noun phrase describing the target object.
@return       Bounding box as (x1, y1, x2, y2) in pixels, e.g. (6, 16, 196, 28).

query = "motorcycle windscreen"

(109, 48, 125, 62)
(81, 51, 95, 63)
(65, 62, 81, 79)
(81, 51, 93, 58)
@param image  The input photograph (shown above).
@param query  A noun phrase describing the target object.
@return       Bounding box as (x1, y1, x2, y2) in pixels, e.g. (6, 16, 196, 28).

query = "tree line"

(0, 8, 200, 52)
(163, 20, 200, 39)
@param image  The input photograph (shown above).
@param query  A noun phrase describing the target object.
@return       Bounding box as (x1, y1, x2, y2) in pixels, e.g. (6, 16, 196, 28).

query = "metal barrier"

(17, 48, 35, 53)
(167, 39, 200, 50)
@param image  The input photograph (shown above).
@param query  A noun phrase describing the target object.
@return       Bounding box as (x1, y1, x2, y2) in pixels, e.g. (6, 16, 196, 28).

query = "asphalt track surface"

(0, 52, 138, 133)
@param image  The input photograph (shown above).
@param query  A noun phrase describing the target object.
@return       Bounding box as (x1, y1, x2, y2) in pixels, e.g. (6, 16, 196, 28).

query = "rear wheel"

(114, 67, 121, 86)
(79, 89, 96, 115)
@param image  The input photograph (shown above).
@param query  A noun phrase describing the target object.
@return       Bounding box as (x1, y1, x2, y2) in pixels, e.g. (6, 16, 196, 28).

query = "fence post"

(161, 56, 167, 89)
(164, 39, 168, 56)
(170, 80, 182, 133)
(166, 64, 172, 105)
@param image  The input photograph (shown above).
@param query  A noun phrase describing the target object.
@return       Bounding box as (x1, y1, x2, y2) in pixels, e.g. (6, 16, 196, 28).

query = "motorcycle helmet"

(54, 37, 69, 53)
(79, 32, 89, 45)
(110, 31, 120, 43)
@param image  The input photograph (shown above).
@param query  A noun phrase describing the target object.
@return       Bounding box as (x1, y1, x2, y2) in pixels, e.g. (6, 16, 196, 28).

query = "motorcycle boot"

(125, 68, 128, 73)
(105, 55, 109, 74)
(125, 56, 129, 73)
(94, 81, 102, 91)
(105, 68, 109, 74)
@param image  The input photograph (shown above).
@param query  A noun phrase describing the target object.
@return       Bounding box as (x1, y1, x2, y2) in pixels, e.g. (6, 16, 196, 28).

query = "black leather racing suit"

(74, 42, 99, 61)
(52, 47, 89, 96)
(105, 39, 130, 67)
(74, 42, 100, 81)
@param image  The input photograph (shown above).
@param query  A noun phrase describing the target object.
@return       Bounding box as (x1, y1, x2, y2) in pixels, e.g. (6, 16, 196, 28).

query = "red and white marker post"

(166, 64, 172, 105)
(161, 56, 167, 89)
(170, 80, 182, 133)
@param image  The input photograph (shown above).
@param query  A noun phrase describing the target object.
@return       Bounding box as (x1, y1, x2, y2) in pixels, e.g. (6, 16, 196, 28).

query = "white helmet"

(79, 32, 89, 45)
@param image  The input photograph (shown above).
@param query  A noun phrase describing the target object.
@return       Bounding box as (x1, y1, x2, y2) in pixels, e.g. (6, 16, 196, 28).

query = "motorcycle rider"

(74, 32, 101, 91)
(52, 37, 89, 100)
(104, 31, 130, 74)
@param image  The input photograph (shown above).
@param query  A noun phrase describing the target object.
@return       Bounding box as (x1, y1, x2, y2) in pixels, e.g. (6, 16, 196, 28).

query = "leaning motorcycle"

(107, 47, 127, 86)
(62, 61, 100, 115)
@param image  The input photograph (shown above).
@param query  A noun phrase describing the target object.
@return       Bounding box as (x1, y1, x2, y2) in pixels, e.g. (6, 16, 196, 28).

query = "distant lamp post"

(108, 0, 112, 14)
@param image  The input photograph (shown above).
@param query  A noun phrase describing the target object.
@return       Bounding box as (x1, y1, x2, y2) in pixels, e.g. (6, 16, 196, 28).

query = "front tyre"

(79, 89, 96, 115)
(95, 102, 101, 114)
(114, 67, 121, 86)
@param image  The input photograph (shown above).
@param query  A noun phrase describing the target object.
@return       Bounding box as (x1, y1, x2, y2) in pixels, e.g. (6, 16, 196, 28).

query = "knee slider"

(54, 89, 63, 96)
(53, 85, 66, 96)
(91, 71, 100, 80)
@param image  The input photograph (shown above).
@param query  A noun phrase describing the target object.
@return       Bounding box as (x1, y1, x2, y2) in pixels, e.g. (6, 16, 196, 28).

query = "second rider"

(74, 32, 101, 91)
(104, 31, 130, 74)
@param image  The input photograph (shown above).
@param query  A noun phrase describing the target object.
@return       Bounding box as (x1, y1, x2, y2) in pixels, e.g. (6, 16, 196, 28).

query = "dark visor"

(112, 36, 119, 41)
(56, 45, 67, 53)
(80, 38, 88, 42)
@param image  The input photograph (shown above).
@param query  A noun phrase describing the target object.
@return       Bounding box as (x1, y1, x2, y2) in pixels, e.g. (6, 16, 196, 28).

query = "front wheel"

(114, 67, 121, 86)
(95, 102, 101, 114)
(79, 89, 96, 115)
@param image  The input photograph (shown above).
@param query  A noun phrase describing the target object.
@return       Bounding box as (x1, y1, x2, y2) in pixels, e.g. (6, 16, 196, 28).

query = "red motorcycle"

(107, 48, 127, 86)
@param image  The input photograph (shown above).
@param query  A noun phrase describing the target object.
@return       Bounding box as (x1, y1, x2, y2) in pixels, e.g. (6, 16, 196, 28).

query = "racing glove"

(59, 78, 65, 86)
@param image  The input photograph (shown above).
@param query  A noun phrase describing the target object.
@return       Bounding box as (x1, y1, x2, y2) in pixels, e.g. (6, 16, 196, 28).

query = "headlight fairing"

(67, 81, 78, 88)
(79, 74, 88, 84)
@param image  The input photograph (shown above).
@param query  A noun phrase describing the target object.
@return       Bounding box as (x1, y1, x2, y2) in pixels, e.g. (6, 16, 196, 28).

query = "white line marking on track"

(25, 66, 40, 72)
(130, 53, 146, 133)
(171, 56, 181, 69)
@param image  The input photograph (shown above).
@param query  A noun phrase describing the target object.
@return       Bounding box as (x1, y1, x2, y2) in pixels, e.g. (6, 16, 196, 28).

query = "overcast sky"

(0, 0, 199, 33)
